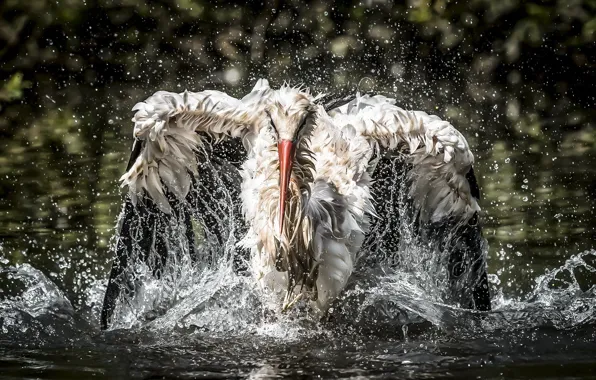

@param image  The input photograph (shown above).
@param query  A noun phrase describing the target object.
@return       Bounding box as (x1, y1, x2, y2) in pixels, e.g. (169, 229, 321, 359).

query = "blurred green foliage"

(0, 0, 594, 300)
(0, 73, 30, 106)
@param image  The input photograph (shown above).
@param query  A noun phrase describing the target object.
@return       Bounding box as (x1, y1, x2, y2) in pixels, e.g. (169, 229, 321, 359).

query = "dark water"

(1, 251, 596, 379)
(1, 26, 596, 380)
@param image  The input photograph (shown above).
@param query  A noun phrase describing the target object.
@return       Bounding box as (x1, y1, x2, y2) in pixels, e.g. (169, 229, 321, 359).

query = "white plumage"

(120, 79, 480, 314)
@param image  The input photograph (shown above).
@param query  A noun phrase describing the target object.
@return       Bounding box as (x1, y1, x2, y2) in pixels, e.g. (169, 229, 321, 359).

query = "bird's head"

(265, 88, 319, 234)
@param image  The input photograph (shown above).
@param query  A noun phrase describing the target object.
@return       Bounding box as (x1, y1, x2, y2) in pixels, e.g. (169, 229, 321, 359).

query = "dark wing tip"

(323, 94, 357, 113)
(125, 139, 143, 171)
(465, 166, 481, 200)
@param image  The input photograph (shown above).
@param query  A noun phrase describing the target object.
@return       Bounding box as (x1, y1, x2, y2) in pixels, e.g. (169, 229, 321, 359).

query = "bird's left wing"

(328, 94, 490, 311)
(329, 94, 479, 223)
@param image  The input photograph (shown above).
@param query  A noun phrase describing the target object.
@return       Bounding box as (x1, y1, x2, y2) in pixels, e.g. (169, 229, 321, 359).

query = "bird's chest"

(238, 139, 370, 311)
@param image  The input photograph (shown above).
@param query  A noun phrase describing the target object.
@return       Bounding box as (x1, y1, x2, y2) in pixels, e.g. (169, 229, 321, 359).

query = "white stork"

(100, 79, 490, 329)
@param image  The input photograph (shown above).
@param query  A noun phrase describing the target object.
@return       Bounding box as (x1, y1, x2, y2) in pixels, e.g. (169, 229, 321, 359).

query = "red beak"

(278, 139, 294, 234)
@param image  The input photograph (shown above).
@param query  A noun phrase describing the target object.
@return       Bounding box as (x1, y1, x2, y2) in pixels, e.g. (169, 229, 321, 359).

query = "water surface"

(1, 2, 596, 377)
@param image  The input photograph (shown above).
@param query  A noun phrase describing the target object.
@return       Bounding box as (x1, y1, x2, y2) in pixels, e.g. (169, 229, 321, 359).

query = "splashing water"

(2, 248, 596, 377)
(1, 154, 595, 378)
(488, 250, 596, 330)
(2, 199, 595, 337)
(93, 153, 486, 335)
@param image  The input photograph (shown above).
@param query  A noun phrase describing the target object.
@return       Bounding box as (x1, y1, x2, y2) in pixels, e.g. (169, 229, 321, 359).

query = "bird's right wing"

(101, 81, 271, 329)
(121, 82, 270, 213)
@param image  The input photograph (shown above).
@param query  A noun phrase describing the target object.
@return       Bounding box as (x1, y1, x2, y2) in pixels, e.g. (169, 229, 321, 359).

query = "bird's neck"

(277, 143, 314, 244)
(253, 142, 318, 291)
(279, 177, 305, 244)
(275, 154, 318, 293)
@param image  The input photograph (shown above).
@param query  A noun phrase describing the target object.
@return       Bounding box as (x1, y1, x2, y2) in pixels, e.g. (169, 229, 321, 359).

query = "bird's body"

(101, 79, 489, 328)
(241, 97, 374, 312)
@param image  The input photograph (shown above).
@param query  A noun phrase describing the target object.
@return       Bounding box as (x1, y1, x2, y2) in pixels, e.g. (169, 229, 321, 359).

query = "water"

(2, 2, 596, 375)
(1, 249, 595, 378)
(2, 92, 595, 378)
(2, 157, 596, 379)
(2, 95, 596, 379)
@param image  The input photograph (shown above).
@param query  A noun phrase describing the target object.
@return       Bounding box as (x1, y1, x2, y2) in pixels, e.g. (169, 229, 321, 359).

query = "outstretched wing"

(121, 82, 270, 213)
(101, 81, 270, 329)
(329, 94, 479, 223)
(328, 94, 491, 311)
